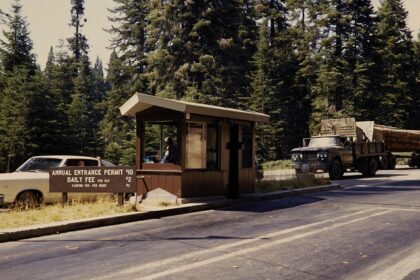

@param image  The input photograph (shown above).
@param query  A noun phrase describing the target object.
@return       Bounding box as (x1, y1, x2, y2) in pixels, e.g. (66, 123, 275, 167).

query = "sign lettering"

(49, 166, 136, 193)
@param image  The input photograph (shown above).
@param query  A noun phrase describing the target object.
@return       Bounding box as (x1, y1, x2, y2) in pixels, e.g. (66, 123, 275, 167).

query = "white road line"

(381, 207, 420, 212)
(94, 208, 383, 280)
(344, 241, 420, 280)
(139, 210, 392, 280)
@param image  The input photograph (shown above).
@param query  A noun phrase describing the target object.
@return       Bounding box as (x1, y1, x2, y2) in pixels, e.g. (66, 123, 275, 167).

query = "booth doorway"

(228, 124, 240, 198)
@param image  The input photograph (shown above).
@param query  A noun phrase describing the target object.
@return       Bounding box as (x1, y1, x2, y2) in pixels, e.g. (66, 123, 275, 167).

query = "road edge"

(0, 183, 340, 243)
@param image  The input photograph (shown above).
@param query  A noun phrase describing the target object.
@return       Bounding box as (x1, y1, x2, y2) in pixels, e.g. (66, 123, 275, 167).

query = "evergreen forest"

(0, 0, 419, 172)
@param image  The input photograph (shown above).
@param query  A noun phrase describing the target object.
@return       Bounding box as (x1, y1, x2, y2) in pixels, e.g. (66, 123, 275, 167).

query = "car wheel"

(16, 191, 38, 210)
(329, 159, 342, 180)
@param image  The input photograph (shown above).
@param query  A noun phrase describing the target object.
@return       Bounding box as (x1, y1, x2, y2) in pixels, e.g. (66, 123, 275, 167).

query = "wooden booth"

(120, 93, 269, 199)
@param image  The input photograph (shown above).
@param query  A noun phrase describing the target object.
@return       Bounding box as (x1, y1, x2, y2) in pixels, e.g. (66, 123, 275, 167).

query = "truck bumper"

(294, 161, 329, 173)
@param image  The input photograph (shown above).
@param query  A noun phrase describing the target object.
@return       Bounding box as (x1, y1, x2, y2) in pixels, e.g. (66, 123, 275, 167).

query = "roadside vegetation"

(0, 196, 138, 230)
(261, 160, 293, 170)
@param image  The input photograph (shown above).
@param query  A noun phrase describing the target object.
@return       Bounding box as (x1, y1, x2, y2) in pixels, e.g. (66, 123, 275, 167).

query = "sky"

(0, 0, 419, 70)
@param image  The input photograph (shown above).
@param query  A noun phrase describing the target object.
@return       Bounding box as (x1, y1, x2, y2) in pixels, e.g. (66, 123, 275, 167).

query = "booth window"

(144, 122, 178, 163)
(206, 124, 219, 170)
(186, 122, 220, 169)
(186, 122, 206, 169)
(242, 125, 253, 168)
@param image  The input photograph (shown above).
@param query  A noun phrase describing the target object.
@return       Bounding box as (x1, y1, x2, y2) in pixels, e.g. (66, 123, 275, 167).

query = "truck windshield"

(17, 158, 62, 172)
(308, 137, 340, 147)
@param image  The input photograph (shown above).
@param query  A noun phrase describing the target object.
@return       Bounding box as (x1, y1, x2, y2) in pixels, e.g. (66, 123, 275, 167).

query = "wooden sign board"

(49, 166, 136, 193)
(321, 118, 357, 138)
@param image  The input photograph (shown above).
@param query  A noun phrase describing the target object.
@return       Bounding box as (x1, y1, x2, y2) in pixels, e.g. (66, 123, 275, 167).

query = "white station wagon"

(0, 155, 114, 208)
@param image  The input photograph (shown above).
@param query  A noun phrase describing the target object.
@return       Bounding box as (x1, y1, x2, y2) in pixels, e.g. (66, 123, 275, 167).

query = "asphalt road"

(1, 167, 420, 280)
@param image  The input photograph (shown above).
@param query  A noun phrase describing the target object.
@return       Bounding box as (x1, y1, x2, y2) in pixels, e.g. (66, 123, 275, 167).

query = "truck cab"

(291, 135, 353, 180)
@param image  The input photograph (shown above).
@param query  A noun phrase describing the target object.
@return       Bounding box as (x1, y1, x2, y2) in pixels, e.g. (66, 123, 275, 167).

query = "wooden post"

(61, 192, 68, 207)
(136, 115, 145, 170)
(117, 193, 123, 206)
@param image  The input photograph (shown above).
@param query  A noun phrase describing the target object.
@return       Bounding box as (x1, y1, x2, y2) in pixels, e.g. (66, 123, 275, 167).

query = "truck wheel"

(368, 157, 379, 176)
(388, 155, 397, 169)
(380, 156, 388, 169)
(362, 158, 378, 177)
(329, 159, 342, 180)
(16, 191, 38, 209)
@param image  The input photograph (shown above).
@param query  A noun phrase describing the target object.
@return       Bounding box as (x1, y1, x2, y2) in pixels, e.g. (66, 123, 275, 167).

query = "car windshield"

(17, 158, 62, 172)
(308, 137, 340, 147)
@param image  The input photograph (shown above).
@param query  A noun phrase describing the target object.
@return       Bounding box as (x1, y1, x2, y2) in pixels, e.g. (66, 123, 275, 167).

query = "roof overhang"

(120, 93, 270, 123)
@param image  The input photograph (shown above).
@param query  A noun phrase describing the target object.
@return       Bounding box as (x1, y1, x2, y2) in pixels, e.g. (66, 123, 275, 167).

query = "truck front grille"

(302, 153, 317, 161)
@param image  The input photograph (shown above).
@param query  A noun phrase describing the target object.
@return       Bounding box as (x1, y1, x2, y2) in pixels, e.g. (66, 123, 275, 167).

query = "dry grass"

(158, 201, 172, 207)
(261, 160, 293, 170)
(256, 177, 331, 193)
(0, 195, 139, 230)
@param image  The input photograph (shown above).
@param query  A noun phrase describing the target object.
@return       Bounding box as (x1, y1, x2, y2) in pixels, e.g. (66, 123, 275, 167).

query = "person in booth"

(160, 137, 177, 163)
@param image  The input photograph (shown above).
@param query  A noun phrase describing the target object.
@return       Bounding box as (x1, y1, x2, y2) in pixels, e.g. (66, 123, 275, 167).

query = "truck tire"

(380, 156, 388, 169)
(329, 159, 342, 180)
(369, 157, 379, 176)
(362, 157, 378, 177)
(388, 155, 397, 169)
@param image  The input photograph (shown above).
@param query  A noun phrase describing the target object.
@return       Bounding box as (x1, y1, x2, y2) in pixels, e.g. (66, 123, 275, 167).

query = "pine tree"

(92, 57, 108, 103)
(376, 0, 415, 128)
(65, 0, 105, 156)
(287, 0, 327, 136)
(296, 0, 380, 133)
(409, 34, 420, 129)
(0, 1, 35, 73)
(310, 0, 352, 121)
(251, 21, 277, 160)
(346, 0, 381, 121)
(251, 0, 300, 159)
(108, 0, 149, 92)
(42, 46, 73, 153)
(0, 68, 30, 171)
(147, 0, 256, 107)
(99, 50, 135, 165)
(67, 0, 88, 62)
(67, 56, 100, 155)
(0, 0, 39, 170)
(26, 69, 61, 157)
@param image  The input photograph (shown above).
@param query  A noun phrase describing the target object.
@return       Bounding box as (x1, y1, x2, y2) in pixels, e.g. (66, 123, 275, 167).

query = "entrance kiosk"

(120, 93, 269, 199)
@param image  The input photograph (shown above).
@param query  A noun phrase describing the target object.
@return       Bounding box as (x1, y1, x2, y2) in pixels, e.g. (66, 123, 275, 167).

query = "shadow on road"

(306, 180, 420, 204)
(222, 195, 324, 213)
(341, 173, 409, 180)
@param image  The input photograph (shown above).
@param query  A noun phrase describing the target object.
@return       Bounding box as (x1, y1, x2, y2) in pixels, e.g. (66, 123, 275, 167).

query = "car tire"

(16, 191, 39, 209)
(329, 159, 342, 180)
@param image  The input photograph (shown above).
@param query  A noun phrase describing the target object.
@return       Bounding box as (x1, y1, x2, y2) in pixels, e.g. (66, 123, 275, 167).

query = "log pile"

(373, 125, 420, 152)
(319, 118, 420, 152)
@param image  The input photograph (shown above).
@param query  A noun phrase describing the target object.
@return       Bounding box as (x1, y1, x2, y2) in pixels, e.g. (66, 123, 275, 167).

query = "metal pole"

(160, 124, 163, 159)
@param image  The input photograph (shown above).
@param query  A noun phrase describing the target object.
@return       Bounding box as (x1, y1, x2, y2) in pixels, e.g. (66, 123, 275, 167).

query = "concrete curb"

(0, 200, 235, 243)
(0, 184, 340, 243)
